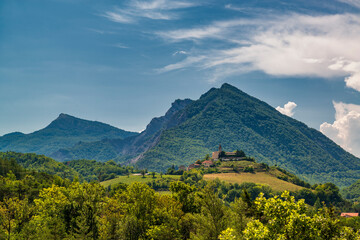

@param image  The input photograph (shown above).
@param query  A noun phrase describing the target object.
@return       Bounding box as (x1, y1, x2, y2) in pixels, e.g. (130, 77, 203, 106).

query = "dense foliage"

(65, 159, 134, 182)
(0, 113, 138, 157)
(136, 84, 360, 187)
(0, 156, 69, 202)
(0, 173, 359, 239)
(341, 179, 360, 202)
(0, 152, 79, 180)
(1, 156, 359, 239)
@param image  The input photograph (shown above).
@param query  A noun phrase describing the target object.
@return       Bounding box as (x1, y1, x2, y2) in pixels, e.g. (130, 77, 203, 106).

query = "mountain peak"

(220, 83, 245, 94)
(220, 83, 234, 89)
(58, 113, 72, 119)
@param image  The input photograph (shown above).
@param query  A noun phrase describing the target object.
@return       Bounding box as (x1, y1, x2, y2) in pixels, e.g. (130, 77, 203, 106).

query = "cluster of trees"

(0, 152, 136, 183)
(65, 159, 134, 182)
(1, 175, 360, 239)
(0, 152, 78, 180)
(341, 179, 360, 202)
(1, 155, 360, 239)
(167, 165, 185, 175)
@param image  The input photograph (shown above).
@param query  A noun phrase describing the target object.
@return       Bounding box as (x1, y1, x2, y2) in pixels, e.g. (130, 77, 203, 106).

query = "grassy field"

(100, 174, 181, 188)
(203, 172, 304, 192)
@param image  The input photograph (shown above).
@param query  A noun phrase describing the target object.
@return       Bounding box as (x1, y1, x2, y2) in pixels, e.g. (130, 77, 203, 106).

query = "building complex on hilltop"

(212, 144, 246, 161)
(187, 145, 248, 170)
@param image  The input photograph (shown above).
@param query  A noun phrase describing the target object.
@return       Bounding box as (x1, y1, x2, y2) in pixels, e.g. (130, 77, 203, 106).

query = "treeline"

(65, 159, 134, 182)
(0, 152, 78, 179)
(145, 170, 353, 211)
(0, 152, 133, 182)
(1, 174, 360, 239)
(1, 155, 360, 239)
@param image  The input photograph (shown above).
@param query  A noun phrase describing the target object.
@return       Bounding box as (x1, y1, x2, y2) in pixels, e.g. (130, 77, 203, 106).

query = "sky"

(1, 0, 360, 156)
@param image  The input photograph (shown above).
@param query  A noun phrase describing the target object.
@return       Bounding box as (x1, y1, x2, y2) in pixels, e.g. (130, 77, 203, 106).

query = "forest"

(1, 156, 360, 239)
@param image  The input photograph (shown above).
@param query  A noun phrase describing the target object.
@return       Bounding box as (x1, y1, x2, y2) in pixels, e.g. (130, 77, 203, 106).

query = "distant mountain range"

(1, 83, 360, 187)
(0, 113, 138, 156)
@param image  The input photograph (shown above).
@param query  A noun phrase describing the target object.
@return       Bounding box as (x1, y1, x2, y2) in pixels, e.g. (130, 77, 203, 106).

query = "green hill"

(341, 180, 360, 202)
(52, 99, 193, 162)
(0, 151, 79, 180)
(0, 113, 138, 156)
(136, 84, 360, 187)
(43, 84, 360, 187)
(64, 159, 133, 182)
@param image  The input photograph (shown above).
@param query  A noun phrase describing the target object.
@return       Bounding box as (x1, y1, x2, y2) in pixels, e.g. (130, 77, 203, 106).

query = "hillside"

(52, 99, 193, 162)
(0, 151, 79, 180)
(341, 180, 360, 202)
(30, 84, 360, 187)
(0, 113, 138, 156)
(65, 159, 132, 182)
(203, 173, 303, 192)
(136, 84, 360, 187)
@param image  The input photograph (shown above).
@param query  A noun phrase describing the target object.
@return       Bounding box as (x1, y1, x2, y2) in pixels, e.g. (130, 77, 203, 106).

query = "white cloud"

(172, 50, 187, 56)
(276, 101, 297, 117)
(320, 102, 360, 157)
(157, 13, 360, 88)
(156, 56, 205, 73)
(102, 11, 134, 23)
(338, 0, 360, 8)
(103, 0, 197, 23)
(131, 0, 196, 10)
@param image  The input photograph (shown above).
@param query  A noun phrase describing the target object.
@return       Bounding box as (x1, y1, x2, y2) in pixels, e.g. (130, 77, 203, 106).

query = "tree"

(190, 186, 229, 239)
(170, 181, 197, 213)
(235, 150, 246, 158)
(141, 170, 146, 178)
(0, 197, 33, 240)
(243, 191, 360, 239)
(151, 172, 156, 178)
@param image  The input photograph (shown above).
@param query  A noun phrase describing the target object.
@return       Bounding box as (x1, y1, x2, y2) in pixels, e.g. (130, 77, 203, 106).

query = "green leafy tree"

(141, 170, 146, 178)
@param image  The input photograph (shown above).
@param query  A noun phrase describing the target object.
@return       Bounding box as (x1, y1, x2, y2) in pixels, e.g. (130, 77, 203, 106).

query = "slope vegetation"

(137, 84, 360, 187)
(0, 113, 138, 156)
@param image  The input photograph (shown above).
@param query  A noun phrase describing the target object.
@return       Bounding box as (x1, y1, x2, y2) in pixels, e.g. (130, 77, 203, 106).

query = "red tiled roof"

(202, 160, 213, 164)
(341, 213, 359, 217)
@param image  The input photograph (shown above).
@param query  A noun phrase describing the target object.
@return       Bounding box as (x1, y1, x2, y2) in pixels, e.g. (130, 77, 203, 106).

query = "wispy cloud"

(172, 50, 187, 56)
(112, 43, 129, 49)
(338, 0, 360, 8)
(131, 0, 195, 10)
(103, 0, 197, 24)
(102, 11, 134, 23)
(157, 13, 360, 89)
(87, 28, 117, 35)
(276, 102, 297, 117)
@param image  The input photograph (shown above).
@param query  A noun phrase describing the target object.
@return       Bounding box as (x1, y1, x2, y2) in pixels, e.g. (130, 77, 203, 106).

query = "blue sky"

(1, 0, 360, 156)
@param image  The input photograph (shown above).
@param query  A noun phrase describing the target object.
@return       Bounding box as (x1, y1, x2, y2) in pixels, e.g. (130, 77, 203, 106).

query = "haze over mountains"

(0, 113, 138, 157)
(1, 84, 360, 187)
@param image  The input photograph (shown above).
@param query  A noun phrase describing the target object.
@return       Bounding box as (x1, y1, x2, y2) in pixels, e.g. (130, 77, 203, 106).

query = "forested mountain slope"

(136, 84, 360, 187)
(52, 99, 193, 162)
(0, 113, 138, 156)
(29, 84, 360, 187)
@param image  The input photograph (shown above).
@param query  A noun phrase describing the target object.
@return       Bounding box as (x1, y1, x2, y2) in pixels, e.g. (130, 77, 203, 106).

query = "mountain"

(51, 99, 193, 162)
(0, 113, 138, 156)
(137, 84, 360, 187)
(52, 84, 360, 187)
